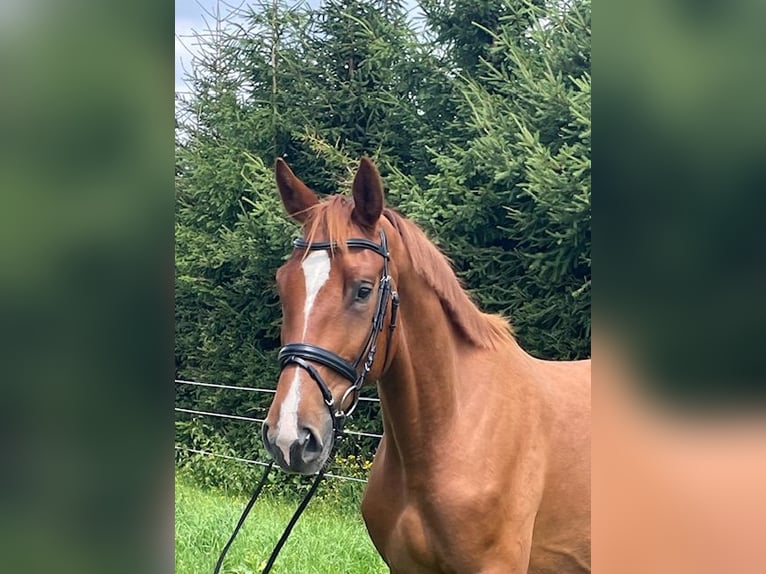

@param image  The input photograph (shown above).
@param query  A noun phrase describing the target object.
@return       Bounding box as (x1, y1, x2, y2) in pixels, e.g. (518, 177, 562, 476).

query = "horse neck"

(377, 270, 466, 477)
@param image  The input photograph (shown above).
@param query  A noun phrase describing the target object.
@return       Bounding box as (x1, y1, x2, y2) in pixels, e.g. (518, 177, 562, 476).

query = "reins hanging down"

(212, 461, 325, 574)
(212, 460, 273, 574)
(212, 230, 399, 574)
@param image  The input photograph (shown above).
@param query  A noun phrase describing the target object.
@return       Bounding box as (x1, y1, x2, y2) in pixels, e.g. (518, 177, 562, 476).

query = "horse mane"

(302, 195, 514, 350)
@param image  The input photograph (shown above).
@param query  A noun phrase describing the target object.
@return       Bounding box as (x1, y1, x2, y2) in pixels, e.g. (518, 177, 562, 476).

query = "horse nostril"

(261, 422, 271, 446)
(302, 426, 323, 456)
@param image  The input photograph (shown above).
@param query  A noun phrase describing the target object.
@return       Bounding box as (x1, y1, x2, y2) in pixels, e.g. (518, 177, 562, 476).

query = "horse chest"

(384, 503, 445, 573)
(363, 473, 443, 571)
(365, 487, 496, 573)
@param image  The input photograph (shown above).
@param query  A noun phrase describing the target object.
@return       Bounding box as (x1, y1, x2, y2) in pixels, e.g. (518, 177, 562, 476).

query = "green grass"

(175, 475, 388, 574)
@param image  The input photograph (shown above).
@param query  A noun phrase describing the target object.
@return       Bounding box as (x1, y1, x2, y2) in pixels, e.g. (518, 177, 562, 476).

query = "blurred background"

(596, 0, 766, 571)
(0, 1, 172, 572)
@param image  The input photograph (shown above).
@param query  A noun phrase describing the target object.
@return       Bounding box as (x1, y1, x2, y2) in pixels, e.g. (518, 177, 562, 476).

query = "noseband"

(277, 229, 399, 441)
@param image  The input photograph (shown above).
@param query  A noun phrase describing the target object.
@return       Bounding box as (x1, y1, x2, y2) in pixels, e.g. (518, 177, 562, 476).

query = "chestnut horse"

(262, 157, 591, 573)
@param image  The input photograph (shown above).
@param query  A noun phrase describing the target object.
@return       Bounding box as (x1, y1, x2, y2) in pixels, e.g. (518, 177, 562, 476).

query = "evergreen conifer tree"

(410, 0, 591, 359)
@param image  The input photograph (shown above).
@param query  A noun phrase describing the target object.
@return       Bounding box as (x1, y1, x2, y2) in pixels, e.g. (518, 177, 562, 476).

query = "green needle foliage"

(176, 0, 590, 491)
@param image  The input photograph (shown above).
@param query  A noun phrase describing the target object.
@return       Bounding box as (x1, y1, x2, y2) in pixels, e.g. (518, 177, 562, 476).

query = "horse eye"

(355, 284, 373, 301)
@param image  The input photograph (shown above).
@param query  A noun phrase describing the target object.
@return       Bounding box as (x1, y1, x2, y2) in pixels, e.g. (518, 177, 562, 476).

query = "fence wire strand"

(175, 378, 380, 403)
(175, 406, 383, 439)
(176, 379, 276, 394)
(175, 445, 369, 484)
(175, 407, 264, 424)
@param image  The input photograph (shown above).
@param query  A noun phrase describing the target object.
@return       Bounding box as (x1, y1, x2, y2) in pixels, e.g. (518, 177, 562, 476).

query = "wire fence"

(176, 378, 381, 403)
(174, 445, 369, 484)
(175, 378, 382, 484)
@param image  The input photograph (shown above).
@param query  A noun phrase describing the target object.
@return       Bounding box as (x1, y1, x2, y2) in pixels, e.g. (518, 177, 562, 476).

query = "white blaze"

(300, 251, 331, 338)
(276, 251, 331, 464)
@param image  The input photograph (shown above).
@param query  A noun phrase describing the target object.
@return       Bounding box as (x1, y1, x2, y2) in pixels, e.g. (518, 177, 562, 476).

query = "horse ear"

(351, 157, 384, 228)
(275, 158, 319, 223)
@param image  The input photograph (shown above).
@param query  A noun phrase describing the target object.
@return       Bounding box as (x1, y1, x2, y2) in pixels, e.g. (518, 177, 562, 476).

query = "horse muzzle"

(262, 421, 329, 474)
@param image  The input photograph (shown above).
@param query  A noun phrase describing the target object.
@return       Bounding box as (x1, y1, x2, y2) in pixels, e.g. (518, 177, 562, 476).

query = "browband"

(293, 237, 388, 259)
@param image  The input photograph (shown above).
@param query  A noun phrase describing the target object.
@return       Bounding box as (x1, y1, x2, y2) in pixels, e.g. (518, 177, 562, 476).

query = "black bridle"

(278, 229, 399, 442)
(213, 229, 399, 574)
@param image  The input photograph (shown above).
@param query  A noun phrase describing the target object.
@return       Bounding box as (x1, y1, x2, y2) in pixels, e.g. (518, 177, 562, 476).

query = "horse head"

(262, 157, 401, 474)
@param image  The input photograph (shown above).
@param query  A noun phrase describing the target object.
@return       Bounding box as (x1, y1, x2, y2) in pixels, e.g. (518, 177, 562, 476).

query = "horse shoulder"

(362, 438, 409, 566)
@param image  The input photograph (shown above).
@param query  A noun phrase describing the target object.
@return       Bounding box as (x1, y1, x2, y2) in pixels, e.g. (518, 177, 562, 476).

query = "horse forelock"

(298, 194, 513, 349)
(301, 195, 356, 257)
